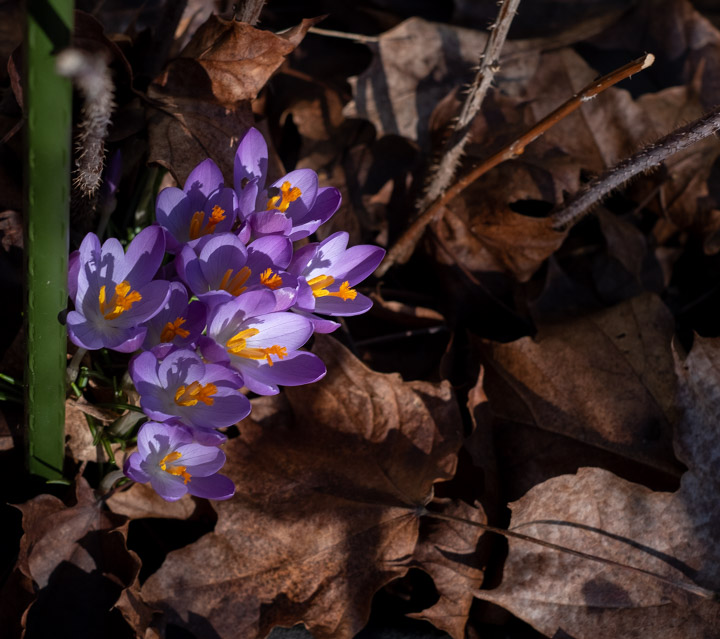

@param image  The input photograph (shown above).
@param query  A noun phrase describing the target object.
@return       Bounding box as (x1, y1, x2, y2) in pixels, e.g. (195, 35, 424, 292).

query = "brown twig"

(376, 53, 655, 277)
(420, 0, 521, 209)
(421, 508, 717, 601)
(551, 104, 720, 229)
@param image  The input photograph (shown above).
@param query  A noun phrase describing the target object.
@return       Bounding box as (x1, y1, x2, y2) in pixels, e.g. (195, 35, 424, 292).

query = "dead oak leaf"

(480, 293, 682, 475)
(12, 477, 140, 637)
(147, 16, 317, 184)
(141, 335, 465, 639)
(474, 335, 720, 638)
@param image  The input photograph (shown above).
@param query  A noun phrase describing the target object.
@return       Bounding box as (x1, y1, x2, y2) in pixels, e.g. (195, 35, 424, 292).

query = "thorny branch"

(551, 104, 720, 229)
(419, 0, 522, 209)
(376, 53, 655, 277)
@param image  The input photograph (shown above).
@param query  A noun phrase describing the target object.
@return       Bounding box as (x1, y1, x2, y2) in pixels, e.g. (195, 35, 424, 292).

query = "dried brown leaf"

(12, 477, 140, 637)
(140, 336, 465, 639)
(474, 334, 720, 637)
(408, 499, 486, 639)
(481, 294, 682, 475)
(106, 481, 197, 520)
(147, 16, 316, 184)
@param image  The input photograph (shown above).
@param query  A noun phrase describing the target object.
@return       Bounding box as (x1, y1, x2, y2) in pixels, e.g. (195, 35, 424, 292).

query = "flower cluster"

(67, 128, 385, 501)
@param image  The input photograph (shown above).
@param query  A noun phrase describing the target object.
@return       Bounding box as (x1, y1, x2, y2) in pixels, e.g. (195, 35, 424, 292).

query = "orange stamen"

(189, 205, 227, 240)
(98, 281, 143, 320)
(174, 381, 217, 407)
(159, 451, 191, 484)
(267, 181, 302, 212)
(225, 328, 287, 366)
(306, 274, 357, 301)
(160, 316, 190, 342)
(260, 268, 283, 290)
(218, 266, 252, 296)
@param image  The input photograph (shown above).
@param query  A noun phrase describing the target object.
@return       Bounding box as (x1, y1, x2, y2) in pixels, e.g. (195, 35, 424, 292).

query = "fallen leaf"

(345, 15, 621, 150)
(12, 477, 140, 637)
(140, 335, 465, 639)
(147, 16, 316, 184)
(474, 334, 720, 638)
(481, 294, 683, 475)
(408, 498, 486, 639)
(106, 481, 198, 521)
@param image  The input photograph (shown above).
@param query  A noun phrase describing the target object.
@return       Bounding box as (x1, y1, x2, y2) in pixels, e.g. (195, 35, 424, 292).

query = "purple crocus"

(201, 290, 326, 395)
(155, 159, 238, 253)
(288, 231, 385, 332)
(140, 282, 206, 358)
(67, 226, 171, 352)
(233, 127, 341, 241)
(130, 348, 251, 434)
(176, 233, 297, 311)
(124, 421, 234, 501)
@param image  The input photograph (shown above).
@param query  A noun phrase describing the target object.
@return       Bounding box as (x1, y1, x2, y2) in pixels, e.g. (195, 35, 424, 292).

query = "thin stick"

(421, 508, 717, 601)
(420, 0, 521, 209)
(307, 26, 379, 44)
(551, 104, 720, 229)
(376, 53, 655, 277)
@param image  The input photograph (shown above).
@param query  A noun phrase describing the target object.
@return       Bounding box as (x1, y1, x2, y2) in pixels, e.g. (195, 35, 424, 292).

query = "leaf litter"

(3, 0, 720, 637)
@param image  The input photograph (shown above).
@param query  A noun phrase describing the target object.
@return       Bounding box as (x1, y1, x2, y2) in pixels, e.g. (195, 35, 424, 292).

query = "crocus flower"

(201, 290, 326, 395)
(130, 348, 250, 432)
(288, 231, 385, 331)
(176, 233, 297, 311)
(67, 226, 171, 352)
(124, 421, 234, 501)
(140, 282, 206, 358)
(233, 127, 341, 241)
(155, 159, 238, 253)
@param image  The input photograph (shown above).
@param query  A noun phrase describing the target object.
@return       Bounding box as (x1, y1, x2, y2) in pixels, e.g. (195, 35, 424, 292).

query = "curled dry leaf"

(106, 481, 197, 521)
(481, 294, 683, 475)
(11, 477, 140, 637)
(140, 336, 468, 639)
(147, 16, 317, 184)
(475, 336, 720, 637)
(408, 499, 486, 639)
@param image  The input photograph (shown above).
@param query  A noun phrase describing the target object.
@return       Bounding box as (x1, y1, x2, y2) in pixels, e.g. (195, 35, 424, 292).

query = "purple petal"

(268, 168, 318, 221)
(68, 250, 80, 303)
(240, 351, 326, 395)
(292, 309, 341, 333)
(124, 453, 151, 483)
(244, 312, 313, 351)
(251, 210, 292, 236)
(247, 235, 293, 270)
(202, 187, 238, 235)
(123, 226, 166, 286)
(234, 127, 268, 190)
(237, 178, 259, 220)
(150, 471, 189, 501)
(198, 233, 248, 289)
(184, 159, 224, 213)
(338, 245, 386, 285)
(155, 187, 191, 247)
(187, 473, 235, 500)
(175, 443, 226, 476)
(137, 421, 191, 459)
(313, 291, 373, 316)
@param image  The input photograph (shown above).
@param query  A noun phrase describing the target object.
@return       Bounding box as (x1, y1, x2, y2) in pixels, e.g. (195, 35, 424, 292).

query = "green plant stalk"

(24, 0, 74, 479)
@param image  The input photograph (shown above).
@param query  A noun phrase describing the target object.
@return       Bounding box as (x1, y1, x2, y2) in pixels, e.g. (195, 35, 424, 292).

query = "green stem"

(24, 0, 74, 479)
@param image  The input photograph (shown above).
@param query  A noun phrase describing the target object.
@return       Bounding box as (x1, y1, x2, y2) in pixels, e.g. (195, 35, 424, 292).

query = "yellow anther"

(226, 328, 287, 366)
(189, 205, 227, 240)
(174, 381, 217, 407)
(267, 181, 302, 212)
(218, 266, 251, 296)
(260, 268, 283, 290)
(99, 281, 142, 320)
(160, 316, 190, 342)
(306, 274, 357, 301)
(159, 451, 191, 484)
